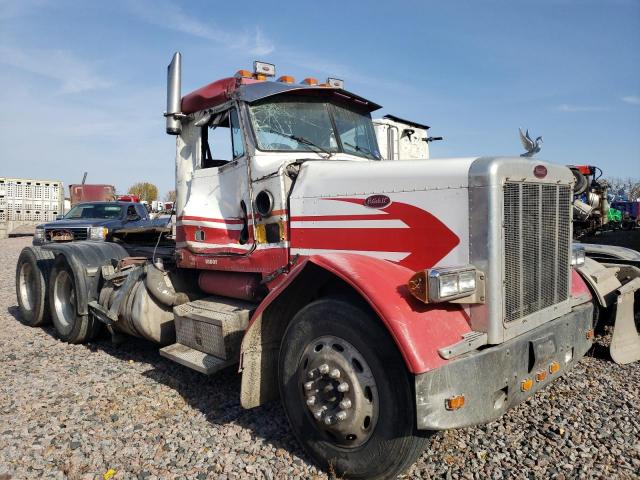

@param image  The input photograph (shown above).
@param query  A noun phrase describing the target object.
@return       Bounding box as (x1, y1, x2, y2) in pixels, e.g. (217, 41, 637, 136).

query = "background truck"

(0, 177, 64, 240)
(69, 184, 116, 205)
(14, 54, 640, 479)
(373, 114, 442, 160)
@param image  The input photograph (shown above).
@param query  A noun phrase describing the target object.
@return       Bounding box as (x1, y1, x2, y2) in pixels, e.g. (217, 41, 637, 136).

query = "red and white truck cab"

(15, 53, 640, 479)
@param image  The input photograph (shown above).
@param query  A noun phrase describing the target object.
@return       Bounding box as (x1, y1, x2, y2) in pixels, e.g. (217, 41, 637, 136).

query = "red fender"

(244, 253, 473, 374)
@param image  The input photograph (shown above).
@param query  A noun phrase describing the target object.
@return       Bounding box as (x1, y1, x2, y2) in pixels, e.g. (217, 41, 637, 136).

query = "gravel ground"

(1, 236, 639, 480)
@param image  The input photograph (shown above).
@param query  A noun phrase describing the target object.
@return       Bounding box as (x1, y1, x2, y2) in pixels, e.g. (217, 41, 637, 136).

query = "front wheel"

(278, 298, 429, 479)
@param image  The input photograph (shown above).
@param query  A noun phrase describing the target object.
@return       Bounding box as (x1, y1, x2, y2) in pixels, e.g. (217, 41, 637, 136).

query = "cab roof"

(181, 77, 382, 114)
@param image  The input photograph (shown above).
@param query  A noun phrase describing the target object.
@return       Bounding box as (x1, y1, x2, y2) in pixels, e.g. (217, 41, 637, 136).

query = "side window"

(126, 205, 137, 218)
(200, 108, 245, 169)
(135, 204, 147, 218)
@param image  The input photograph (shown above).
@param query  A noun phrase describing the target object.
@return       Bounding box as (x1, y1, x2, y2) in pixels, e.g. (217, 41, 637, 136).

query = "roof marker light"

(277, 75, 295, 84)
(302, 77, 318, 86)
(254, 61, 276, 77)
(235, 69, 253, 79)
(327, 77, 344, 89)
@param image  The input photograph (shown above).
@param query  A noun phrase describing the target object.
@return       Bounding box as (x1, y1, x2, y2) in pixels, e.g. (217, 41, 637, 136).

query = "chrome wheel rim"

(18, 262, 35, 312)
(53, 270, 76, 334)
(299, 335, 379, 447)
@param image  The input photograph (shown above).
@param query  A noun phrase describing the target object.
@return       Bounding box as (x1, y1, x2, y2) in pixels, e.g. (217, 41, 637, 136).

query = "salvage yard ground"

(0, 236, 638, 480)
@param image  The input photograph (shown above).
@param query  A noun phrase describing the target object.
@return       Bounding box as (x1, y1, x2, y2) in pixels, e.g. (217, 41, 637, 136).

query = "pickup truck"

(32, 201, 166, 245)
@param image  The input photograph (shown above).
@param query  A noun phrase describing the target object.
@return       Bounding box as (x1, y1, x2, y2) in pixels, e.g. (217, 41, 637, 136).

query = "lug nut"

(318, 364, 330, 374)
(324, 415, 335, 425)
(306, 396, 316, 406)
(313, 409, 323, 420)
(304, 381, 314, 391)
(337, 382, 349, 393)
(307, 369, 316, 379)
(329, 368, 341, 379)
(339, 399, 352, 410)
(335, 411, 347, 422)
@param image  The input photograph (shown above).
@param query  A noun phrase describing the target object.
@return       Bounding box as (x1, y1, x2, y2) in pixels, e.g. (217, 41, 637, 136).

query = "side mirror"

(55, 214, 64, 220)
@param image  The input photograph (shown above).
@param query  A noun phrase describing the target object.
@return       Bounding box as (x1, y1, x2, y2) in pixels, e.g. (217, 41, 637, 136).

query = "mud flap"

(610, 277, 640, 365)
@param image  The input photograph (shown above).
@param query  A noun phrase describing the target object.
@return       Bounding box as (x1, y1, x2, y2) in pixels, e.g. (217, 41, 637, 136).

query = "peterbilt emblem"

(364, 195, 391, 209)
(533, 165, 547, 178)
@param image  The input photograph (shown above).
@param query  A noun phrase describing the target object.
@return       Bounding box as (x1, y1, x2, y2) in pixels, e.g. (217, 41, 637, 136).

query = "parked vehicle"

(69, 184, 116, 206)
(32, 201, 159, 245)
(0, 177, 64, 240)
(14, 55, 640, 479)
(373, 114, 442, 160)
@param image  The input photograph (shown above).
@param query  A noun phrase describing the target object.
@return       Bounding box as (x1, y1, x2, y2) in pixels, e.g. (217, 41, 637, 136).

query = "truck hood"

(38, 219, 124, 230)
(288, 157, 479, 271)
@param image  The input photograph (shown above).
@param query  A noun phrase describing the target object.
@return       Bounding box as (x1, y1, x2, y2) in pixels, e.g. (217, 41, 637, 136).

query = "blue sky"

(1, 0, 638, 197)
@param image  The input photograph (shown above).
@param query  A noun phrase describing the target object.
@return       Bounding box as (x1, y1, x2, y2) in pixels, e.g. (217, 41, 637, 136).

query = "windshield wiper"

(265, 128, 334, 158)
(344, 142, 381, 160)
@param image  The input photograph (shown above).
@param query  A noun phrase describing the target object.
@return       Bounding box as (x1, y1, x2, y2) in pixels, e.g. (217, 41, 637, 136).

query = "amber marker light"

(407, 270, 428, 302)
(235, 69, 253, 79)
(445, 395, 465, 410)
(521, 378, 533, 392)
(302, 77, 318, 86)
(277, 75, 295, 84)
(535, 370, 547, 382)
(549, 361, 561, 374)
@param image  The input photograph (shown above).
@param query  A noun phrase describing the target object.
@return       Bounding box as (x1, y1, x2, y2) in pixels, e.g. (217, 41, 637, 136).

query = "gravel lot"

(1, 236, 639, 480)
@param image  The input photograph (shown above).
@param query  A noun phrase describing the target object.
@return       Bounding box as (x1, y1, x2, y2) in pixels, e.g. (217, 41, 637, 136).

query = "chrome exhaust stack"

(165, 52, 183, 135)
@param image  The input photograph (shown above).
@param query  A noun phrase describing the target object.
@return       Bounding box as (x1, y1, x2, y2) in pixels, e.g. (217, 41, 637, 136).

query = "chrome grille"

(503, 182, 571, 322)
(45, 227, 89, 241)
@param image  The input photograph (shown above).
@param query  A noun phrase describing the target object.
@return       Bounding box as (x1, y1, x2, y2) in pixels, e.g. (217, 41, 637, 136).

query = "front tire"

(278, 298, 429, 479)
(48, 256, 101, 343)
(15, 246, 55, 327)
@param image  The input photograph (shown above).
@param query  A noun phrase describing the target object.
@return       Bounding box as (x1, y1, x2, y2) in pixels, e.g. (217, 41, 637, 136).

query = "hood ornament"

(519, 128, 543, 157)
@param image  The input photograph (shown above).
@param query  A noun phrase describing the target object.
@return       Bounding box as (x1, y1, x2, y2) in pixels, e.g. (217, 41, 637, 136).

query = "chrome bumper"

(415, 302, 593, 430)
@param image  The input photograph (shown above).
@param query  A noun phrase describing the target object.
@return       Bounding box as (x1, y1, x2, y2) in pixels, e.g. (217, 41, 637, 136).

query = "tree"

(128, 182, 158, 202)
(164, 190, 176, 202)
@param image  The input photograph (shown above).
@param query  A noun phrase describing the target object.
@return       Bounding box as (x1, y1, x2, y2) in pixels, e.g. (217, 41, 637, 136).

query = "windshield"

(248, 95, 380, 159)
(64, 204, 123, 220)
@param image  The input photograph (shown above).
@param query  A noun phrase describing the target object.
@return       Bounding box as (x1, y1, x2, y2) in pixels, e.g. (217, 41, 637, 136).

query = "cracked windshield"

(249, 95, 380, 159)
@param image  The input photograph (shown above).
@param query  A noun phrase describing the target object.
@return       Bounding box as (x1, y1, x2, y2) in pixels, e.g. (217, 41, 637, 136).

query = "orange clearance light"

(235, 69, 253, 79)
(586, 329, 594, 340)
(535, 370, 547, 382)
(254, 73, 267, 81)
(521, 378, 533, 392)
(549, 361, 561, 374)
(407, 270, 428, 303)
(445, 395, 465, 411)
(302, 77, 318, 86)
(277, 75, 295, 84)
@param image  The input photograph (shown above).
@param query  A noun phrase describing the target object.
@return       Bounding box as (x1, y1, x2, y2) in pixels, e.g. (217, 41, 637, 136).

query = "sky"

(1, 0, 639, 198)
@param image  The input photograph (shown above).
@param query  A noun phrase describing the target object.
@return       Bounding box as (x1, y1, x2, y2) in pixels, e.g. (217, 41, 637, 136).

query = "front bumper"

(415, 302, 593, 430)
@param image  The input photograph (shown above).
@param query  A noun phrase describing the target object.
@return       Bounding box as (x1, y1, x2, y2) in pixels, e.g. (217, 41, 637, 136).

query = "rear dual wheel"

(279, 298, 429, 479)
(15, 246, 55, 327)
(48, 256, 101, 343)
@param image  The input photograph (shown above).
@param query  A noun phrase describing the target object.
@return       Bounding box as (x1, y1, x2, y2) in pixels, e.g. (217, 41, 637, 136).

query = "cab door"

(179, 107, 253, 256)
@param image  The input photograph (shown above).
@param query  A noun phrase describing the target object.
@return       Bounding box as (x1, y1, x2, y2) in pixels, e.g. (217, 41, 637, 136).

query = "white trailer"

(0, 177, 64, 239)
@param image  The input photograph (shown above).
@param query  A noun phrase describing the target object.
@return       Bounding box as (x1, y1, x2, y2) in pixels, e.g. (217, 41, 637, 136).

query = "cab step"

(159, 343, 234, 375)
(159, 296, 256, 374)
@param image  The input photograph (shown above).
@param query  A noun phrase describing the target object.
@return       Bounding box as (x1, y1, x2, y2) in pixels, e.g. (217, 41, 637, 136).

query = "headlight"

(89, 227, 108, 240)
(408, 265, 483, 303)
(34, 227, 45, 240)
(571, 245, 585, 266)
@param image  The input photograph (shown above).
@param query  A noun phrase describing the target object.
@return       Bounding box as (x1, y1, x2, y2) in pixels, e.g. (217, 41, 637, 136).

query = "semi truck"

(14, 54, 640, 479)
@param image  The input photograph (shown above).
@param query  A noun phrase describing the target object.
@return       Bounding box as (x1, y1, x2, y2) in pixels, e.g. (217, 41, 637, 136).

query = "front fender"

(244, 253, 473, 374)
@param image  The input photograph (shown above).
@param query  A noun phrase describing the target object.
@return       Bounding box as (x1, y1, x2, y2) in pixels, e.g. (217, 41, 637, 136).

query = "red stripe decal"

(291, 198, 460, 271)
